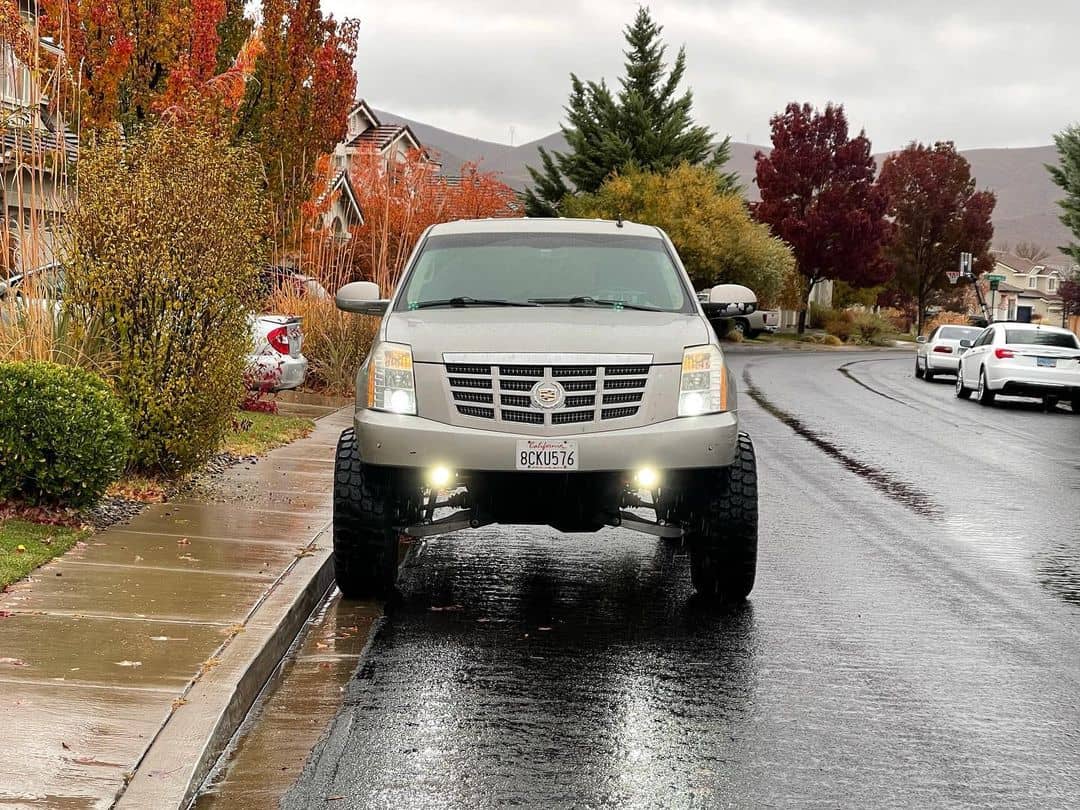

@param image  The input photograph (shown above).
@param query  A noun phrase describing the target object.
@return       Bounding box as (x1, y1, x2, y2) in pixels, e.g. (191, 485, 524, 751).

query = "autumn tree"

(563, 163, 797, 307)
(878, 141, 996, 334)
(348, 151, 520, 295)
(38, 0, 223, 132)
(525, 6, 735, 217)
(753, 102, 892, 333)
(1048, 124, 1080, 264)
(234, 0, 358, 254)
(1059, 271, 1080, 319)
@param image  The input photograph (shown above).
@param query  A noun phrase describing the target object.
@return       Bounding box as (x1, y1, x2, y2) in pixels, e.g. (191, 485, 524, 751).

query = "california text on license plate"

(516, 440, 578, 471)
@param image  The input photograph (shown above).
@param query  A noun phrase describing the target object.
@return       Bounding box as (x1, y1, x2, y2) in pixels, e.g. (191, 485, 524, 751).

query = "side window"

(974, 329, 992, 347)
(927, 327, 939, 341)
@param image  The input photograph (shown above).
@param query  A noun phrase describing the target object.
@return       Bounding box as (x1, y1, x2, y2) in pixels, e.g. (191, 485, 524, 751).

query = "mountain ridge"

(373, 108, 1073, 263)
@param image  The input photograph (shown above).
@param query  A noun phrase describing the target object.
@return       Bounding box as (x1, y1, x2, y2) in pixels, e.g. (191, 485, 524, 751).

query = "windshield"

(397, 232, 694, 313)
(938, 326, 982, 341)
(1005, 329, 1079, 349)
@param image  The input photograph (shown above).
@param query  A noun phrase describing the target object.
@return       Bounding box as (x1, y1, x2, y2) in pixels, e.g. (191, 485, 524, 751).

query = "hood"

(385, 307, 711, 365)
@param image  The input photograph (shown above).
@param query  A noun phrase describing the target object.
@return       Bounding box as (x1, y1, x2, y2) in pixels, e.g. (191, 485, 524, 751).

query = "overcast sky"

(325, 0, 1077, 150)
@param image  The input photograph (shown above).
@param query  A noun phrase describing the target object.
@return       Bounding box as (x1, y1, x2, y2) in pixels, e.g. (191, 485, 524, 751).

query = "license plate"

(516, 440, 578, 471)
(287, 325, 301, 355)
(1037, 357, 1056, 368)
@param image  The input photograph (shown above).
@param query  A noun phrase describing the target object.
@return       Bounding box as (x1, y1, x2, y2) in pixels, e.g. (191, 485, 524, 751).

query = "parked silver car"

(915, 324, 984, 380)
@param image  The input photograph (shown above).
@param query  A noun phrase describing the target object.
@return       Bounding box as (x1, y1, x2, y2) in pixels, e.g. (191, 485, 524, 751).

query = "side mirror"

(959, 339, 973, 349)
(707, 283, 758, 316)
(336, 281, 388, 316)
(915, 336, 927, 344)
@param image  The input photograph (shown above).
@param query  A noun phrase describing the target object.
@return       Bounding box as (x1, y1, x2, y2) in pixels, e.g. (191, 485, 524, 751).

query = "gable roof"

(316, 170, 362, 226)
(347, 100, 380, 131)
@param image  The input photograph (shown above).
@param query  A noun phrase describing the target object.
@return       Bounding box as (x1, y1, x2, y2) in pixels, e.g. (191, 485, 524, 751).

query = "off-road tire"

(333, 428, 400, 599)
(914, 358, 925, 379)
(976, 368, 996, 406)
(688, 432, 758, 602)
(955, 365, 971, 399)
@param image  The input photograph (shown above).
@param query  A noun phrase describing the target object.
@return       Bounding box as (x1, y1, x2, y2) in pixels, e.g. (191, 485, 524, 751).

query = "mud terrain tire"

(333, 428, 400, 599)
(688, 432, 758, 602)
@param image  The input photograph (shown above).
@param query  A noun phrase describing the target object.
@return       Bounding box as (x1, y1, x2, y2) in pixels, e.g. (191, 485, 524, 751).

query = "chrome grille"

(444, 360, 651, 427)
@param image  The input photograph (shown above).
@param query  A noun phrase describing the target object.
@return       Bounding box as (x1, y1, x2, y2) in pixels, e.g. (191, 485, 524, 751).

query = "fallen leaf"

(15, 545, 26, 553)
(315, 642, 329, 650)
(171, 698, 187, 710)
(115, 660, 142, 668)
(176, 537, 191, 546)
(0, 657, 28, 667)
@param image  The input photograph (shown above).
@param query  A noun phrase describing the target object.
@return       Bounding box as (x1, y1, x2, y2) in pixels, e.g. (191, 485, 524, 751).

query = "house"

(989, 251, 1071, 324)
(0, 1, 78, 274)
(332, 100, 435, 174)
(319, 100, 442, 238)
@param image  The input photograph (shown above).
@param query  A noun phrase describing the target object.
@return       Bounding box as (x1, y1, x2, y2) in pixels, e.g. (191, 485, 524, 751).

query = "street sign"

(946, 270, 960, 284)
(987, 274, 1005, 282)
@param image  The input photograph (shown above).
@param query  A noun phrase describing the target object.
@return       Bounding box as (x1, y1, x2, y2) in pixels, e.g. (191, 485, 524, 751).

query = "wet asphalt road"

(284, 348, 1080, 809)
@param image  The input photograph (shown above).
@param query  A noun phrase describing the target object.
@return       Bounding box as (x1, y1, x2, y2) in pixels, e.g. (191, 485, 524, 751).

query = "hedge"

(0, 361, 130, 507)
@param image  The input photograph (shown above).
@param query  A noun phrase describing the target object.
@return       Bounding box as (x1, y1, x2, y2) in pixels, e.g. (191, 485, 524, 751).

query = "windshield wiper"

(529, 296, 664, 312)
(410, 297, 539, 309)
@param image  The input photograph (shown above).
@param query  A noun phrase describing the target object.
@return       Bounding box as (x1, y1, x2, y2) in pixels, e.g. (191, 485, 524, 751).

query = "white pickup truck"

(697, 288, 779, 338)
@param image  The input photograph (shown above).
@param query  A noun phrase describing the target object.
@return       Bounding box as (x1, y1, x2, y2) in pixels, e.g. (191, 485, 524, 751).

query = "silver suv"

(333, 218, 758, 601)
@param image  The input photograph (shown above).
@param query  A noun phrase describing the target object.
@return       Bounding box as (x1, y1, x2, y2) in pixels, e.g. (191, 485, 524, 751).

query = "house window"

(1027, 275, 1037, 289)
(1048, 276, 1057, 292)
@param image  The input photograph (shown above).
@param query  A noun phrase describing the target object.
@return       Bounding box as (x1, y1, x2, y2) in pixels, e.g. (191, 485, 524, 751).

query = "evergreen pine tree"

(1048, 125, 1080, 262)
(525, 6, 736, 217)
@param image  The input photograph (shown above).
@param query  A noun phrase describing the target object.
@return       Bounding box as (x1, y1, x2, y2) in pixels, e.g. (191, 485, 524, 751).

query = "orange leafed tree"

(348, 150, 520, 295)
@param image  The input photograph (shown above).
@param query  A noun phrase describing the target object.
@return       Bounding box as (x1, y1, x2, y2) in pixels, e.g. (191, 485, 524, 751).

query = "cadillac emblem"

(530, 380, 565, 409)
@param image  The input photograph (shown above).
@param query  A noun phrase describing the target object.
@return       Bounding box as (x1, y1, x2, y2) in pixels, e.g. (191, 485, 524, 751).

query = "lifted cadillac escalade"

(332, 218, 758, 602)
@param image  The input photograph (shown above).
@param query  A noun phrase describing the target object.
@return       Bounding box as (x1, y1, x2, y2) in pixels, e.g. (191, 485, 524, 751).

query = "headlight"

(367, 341, 417, 415)
(678, 344, 728, 416)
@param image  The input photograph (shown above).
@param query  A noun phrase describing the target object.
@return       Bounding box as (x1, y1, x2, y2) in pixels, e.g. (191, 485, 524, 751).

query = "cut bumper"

(353, 409, 740, 472)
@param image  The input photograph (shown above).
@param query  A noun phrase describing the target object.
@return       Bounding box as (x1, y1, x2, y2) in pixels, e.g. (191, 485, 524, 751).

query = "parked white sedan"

(915, 324, 984, 380)
(956, 322, 1080, 411)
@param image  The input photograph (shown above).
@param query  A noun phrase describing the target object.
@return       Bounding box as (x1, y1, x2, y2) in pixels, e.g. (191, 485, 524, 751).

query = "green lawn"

(225, 411, 315, 457)
(0, 519, 85, 588)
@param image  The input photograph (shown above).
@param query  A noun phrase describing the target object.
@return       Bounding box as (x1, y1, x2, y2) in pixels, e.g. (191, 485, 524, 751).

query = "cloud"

(326, 0, 1080, 150)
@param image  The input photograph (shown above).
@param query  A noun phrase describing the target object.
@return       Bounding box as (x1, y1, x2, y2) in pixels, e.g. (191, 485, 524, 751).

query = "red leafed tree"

(878, 142, 996, 334)
(753, 102, 892, 332)
(233, 0, 359, 251)
(39, 0, 221, 132)
(348, 151, 520, 295)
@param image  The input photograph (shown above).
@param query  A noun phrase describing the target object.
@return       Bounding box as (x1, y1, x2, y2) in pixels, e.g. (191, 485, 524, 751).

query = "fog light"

(427, 465, 453, 488)
(634, 467, 659, 488)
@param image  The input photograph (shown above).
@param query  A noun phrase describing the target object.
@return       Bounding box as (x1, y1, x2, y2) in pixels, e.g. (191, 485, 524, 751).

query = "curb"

(114, 525, 335, 809)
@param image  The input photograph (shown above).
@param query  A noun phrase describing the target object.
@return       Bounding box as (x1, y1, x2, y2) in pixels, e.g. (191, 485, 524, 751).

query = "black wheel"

(914, 357, 925, 379)
(333, 428, 401, 599)
(732, 319, 749, 338)
(955, 364, 971, 398)
(976, 368, 996, 406)
(687, 432, 758, 602)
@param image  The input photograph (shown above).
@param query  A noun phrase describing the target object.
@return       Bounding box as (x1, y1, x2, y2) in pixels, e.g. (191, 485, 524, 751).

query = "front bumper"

(353, 408, 740, 472)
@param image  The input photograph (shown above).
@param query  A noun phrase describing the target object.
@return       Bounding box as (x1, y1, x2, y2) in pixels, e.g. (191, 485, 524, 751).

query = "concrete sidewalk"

(1, 406, 351, 809)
